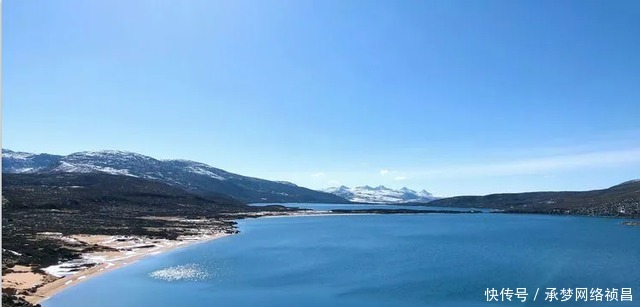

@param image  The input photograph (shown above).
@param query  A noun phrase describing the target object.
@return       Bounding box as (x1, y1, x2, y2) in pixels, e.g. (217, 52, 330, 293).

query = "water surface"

(43, 213, 639, 307)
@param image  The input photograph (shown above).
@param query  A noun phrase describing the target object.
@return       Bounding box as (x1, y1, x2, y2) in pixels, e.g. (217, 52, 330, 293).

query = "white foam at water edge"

(149, 264, 210, 282)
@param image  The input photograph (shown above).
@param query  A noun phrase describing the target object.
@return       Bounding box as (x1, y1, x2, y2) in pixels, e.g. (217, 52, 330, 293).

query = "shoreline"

(26, 211, 341, 304)
(31, 212, 342, 304)
(15, 232, 233, 305)
(14, 210, 637, 305)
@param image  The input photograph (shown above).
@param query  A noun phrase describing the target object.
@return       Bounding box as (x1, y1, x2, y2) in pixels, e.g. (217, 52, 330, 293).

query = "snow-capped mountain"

(2, 150, 62, 174)
(322, 185, 438, 204)
(2, 149, 346, 204)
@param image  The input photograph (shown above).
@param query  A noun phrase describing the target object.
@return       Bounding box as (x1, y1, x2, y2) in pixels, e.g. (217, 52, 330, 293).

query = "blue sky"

(4, 0, 640, 196)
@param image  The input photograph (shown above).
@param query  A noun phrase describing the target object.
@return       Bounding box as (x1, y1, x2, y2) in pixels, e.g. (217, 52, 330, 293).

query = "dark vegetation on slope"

(425, 180, 640, 218)
(1, 173, 290, 271)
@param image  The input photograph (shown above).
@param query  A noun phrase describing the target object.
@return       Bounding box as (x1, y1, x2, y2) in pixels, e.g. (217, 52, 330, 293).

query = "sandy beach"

(2, 210, 373, 305)
(2, 211, 308, 305)
(3, 231, 232, 305)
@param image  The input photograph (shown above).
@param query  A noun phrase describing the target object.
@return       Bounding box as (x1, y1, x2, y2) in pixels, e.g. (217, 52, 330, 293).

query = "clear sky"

(4, 0, 640, 196)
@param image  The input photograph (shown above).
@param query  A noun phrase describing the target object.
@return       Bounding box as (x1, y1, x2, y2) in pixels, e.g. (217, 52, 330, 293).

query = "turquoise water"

(43, 212, 639, 307)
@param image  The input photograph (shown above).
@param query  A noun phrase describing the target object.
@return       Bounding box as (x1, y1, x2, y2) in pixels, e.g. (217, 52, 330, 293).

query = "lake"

(43, 206, 639, 306)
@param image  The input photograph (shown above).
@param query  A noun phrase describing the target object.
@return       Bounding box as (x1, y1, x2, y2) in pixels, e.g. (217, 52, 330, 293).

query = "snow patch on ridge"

(53, 161, 136, 177)
(185, 166, 226, 180)
(74, 150, 153, 159)
(2, 150, 35, 160)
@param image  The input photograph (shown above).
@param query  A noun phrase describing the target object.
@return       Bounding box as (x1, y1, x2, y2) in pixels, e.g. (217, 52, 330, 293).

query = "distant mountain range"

(2, 149, 347, 204)
(428, 179, 640, 217)
(322, 185, 438, 204)
(4, 149, 637, 217)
